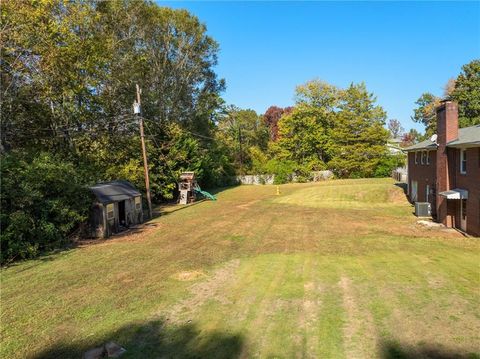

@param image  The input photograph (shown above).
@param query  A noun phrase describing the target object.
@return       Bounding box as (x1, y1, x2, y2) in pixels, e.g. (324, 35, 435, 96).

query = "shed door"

(119, 200, 126, 226)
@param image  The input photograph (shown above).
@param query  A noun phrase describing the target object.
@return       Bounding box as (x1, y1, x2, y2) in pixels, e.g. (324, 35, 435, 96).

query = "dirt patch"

(237, 200, 260, 209)
(339, 276, 378, 358)
(165, 259, 240, 322)
(172, 270, 206, 281)
(77, 223, 161, 247)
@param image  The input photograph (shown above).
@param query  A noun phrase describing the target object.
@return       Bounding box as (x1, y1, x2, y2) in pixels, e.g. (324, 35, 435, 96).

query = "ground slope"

(1, 178, 479, 358)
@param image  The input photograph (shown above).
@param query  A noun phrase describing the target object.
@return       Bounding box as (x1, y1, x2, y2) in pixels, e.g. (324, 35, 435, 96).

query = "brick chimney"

(435, 100, 459, 225)
(436, 100, 459, 146)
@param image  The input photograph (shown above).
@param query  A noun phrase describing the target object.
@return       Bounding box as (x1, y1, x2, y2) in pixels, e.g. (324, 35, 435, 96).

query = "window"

(460, 149, 467, 174)
(426, 151, 430, 165)
(426, 185, 430, 203)
(415, 152, 419, 164)
(106, 203, 114, 220)
(421, 151, 426, 165)
(135, 196, 141, 210)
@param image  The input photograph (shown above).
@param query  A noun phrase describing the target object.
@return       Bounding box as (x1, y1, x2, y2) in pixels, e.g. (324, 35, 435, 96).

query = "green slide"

(194, 187, 217, 201)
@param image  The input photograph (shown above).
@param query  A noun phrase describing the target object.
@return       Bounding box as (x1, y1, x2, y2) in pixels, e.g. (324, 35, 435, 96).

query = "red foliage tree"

(263, 106, 292, 141)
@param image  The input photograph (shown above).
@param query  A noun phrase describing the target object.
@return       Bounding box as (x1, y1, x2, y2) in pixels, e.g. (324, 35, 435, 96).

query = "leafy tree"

(401, 128, 423, 147)
(328, 83, 389, 178)
(216, 106, 268, 173)
(0, 153, 91, 264)
(387, 119, 404, 139)
(0, 0, 229, 261)
(273, 104, 334, 172)
(272, 80, 339, 173)
(411, 93, 440, 137)
(450, 59, 480, 127)
(263, 106, 293, 141)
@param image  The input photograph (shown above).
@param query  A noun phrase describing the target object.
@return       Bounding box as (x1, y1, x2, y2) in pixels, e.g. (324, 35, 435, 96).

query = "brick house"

(404, 100, 480, 237)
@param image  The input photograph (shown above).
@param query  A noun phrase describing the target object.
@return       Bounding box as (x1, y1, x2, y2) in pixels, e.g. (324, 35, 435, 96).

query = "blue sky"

(162, 1, 480, 132)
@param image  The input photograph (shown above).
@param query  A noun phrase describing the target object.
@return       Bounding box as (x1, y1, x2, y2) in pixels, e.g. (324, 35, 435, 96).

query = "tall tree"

(328, 83, 389, 178)
(387, 119, 404, 139)
(450, 59, 480, 127)
(272, 80, 339, 172)
(263, 106, 292, 141)
(411, 92, 440, 137)
(217, 106, 268, 173)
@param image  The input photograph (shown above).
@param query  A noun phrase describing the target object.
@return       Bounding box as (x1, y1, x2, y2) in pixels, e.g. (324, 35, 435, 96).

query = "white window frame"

(421, 151, 426, 165)
(414, 151, 419, 164)
(106, 203, 114, 220)
(426, 151, 430, 165)
(460, 149, 467, 174)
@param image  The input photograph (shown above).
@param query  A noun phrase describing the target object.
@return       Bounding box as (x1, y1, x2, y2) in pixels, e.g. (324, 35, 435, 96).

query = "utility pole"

(238, 125, 243, 170)
(134, 84, 153, 219)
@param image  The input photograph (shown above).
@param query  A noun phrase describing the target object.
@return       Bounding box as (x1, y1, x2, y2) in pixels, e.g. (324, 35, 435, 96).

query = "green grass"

(1, 178, 479, 358)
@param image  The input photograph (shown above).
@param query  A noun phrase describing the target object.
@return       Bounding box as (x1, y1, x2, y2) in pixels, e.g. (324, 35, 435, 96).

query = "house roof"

(90, 181, 141, 204)
(447, 125, 480, 147)
(403, 139, 437, 151)
(403, 124, 480, 151)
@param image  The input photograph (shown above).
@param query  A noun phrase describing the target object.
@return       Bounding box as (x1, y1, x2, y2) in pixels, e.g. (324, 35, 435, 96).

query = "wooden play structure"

(178, 172, 216, 204)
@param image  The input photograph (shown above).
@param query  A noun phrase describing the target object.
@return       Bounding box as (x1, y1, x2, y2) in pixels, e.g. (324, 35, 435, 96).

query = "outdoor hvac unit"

(415, 202, 431, 217)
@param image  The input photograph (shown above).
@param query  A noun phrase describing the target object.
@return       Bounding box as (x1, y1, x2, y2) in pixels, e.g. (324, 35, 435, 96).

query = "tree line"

(1, 0, 478, 263)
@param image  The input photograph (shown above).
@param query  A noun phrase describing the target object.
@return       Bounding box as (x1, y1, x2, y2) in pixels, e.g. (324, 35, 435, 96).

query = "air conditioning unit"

(415, 202, 431, 217)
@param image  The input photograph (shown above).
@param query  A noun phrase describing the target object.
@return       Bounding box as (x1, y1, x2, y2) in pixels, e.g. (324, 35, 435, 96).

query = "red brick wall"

(452, 147, 480, 237)
(407, 150, 437, 214)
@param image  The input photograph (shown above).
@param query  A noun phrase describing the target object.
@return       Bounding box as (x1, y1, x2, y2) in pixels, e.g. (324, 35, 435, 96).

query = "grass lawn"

(1, 178, 479, 358)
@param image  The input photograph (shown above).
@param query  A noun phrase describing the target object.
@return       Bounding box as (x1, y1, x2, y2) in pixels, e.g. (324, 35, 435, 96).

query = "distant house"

(404, 101, 480, 236)
(89, 181, 143, 238)
(387, 138, 404, 155)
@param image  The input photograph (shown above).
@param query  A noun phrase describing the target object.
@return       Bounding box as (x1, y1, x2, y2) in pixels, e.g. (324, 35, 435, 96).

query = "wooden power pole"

(135, 84, 153, 219)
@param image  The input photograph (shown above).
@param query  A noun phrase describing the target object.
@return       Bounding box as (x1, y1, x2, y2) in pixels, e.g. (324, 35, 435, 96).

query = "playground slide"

(194, 187, 217, 201)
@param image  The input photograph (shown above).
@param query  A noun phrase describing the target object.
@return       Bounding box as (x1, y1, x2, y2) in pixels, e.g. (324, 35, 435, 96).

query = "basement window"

(106, 203, 114, 220)
(460, 149, 467, 174)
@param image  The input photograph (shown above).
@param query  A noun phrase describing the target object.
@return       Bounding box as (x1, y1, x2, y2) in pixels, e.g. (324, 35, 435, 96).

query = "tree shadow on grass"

(380, 340, 479, 359)
(33, 319, 245, 359)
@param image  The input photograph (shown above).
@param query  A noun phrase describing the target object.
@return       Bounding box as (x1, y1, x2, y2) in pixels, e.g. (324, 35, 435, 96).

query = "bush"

(0, 152, 92, 264)
(265, 159, 297, 184)
(374, 153, 406, 178)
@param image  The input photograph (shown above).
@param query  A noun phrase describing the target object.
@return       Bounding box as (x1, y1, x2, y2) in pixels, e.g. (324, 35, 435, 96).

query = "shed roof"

(90, 181, 141, 204)
(403, 124, 480, 151)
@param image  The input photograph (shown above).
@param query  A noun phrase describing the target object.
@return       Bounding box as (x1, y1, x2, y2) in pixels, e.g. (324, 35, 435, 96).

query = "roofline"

(403, 145, 437, 152)
(446, 141, 480, 148)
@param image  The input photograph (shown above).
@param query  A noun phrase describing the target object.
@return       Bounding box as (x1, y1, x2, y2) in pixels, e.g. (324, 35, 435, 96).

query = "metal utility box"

(415, 202, 431, 217)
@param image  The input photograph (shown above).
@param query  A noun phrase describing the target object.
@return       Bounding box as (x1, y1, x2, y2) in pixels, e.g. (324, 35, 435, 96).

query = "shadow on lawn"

(33, 319, 245, 359)
(394, 182, 408, 196)
(380, 340, 479, 359)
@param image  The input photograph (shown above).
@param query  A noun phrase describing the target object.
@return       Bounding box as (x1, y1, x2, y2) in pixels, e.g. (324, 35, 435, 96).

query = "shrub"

(0, 152, 91, 264)
(374, 153, 406, 178)
(265, 159, 297, 184)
